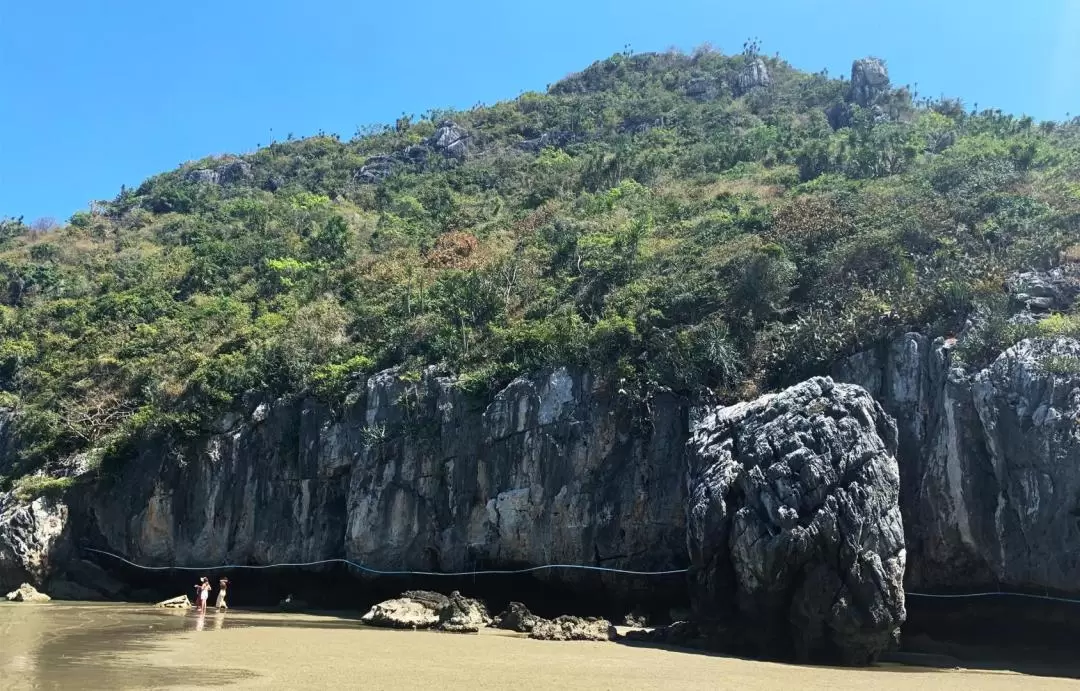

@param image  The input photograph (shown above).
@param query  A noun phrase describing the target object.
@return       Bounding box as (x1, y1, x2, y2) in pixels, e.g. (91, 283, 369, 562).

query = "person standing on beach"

(195, 576, 211, 614)
(216, 577, 229, 611)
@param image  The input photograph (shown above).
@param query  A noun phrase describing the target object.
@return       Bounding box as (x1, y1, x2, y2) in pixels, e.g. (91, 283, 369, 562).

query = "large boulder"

(6, 582, 50, 602)
(492, 601, 541, 632)
(850, 57, 890, 107)
(436, 590, 491, 633)
(361, 590, 490, 632)
(0, 495, 67, 591)
(361, 593, 443, 629)
(529, 615, 615, 641)
(687, 377, 906, 664)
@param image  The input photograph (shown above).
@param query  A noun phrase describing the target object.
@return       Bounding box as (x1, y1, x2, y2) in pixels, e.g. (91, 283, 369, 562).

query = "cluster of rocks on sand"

(4, 583, 50, 602)
(360, 591, 615, 641)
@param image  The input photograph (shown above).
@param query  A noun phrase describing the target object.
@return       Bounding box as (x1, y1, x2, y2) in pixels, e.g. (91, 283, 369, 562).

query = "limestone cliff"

(835, 335, 1080, 595)
(24, 367, 687, 603)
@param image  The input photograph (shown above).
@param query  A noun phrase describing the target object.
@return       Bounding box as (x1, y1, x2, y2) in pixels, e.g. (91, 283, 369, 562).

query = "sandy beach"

(2, 603, 1079, 690)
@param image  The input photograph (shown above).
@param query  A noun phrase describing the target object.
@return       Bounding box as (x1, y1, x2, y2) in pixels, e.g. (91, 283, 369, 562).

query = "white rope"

(84, 548, 690, 577)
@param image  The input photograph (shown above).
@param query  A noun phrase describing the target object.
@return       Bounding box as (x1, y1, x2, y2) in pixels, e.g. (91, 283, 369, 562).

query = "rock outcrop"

(528, 615, 615, 641)
(362, 593, 443, 629)
(0, 495, 67, 591)
(492, 601, 541, 632)
(429, 121, 469, 159)
(156, 595, 192, 608)
(361, 590, 491, 632)
(735, 57, 771, 95)
(834, 333, 1080, 595)
(5, 582, 50, 602)
(185, 159, 252, 186)
(1008, 265, 1080, 317)
(437, 590, 491, 632)
(850, 57, 890, 107)
(687, 377, 906, 664)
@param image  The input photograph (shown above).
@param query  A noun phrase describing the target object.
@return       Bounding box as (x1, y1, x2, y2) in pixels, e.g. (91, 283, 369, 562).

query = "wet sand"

(3, 602, 1080, 690)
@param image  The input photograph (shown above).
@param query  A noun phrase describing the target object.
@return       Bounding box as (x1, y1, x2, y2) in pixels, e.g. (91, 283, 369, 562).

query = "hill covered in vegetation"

(2, 44, 1079, 489)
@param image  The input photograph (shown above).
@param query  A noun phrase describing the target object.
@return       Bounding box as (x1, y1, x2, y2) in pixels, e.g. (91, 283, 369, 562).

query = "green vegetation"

(2, 45, 1079, 480)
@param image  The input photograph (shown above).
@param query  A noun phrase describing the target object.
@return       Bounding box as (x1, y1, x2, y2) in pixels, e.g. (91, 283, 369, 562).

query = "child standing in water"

(216, 577, 229, 610)
(195, 576, 210, 614)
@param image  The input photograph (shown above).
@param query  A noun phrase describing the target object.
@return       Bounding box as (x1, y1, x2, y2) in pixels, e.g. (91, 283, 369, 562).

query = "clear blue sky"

(2, 0, 1077, 222)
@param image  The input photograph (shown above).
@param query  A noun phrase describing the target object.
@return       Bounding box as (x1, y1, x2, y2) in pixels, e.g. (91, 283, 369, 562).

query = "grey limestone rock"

(0, 495, 67, 591)
(687, 377, 906, 664)
(436, 590, 491, 633)
(528, 615, 615, 641)
(735, 57, 771, 95)
(850, 57, 890, 107)
(429, 120, 469, 159)
(493, 601, 540, 632)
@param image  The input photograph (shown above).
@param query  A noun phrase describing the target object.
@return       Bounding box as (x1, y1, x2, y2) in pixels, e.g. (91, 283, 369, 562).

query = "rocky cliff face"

(835, 335, 1080, 594)
(687, 377, 906, 663)
(69, 367, 688, 603)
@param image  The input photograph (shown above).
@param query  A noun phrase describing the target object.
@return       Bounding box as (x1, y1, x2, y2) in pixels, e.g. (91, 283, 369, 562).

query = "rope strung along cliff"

(83, 548, 690, 577)
(83, 549, 1080, 604)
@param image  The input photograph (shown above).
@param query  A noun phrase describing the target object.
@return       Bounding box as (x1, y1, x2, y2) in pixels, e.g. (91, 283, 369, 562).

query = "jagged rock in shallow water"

(5, 582, 50, 602)
(850, 57, 890, 107)
(493, 601, 540, 633)
(156, 595, 192, 608)
(687, 377, 906, 664)
(528, 615, 615, 641)
(436, 591, 491, 633)
(0, 495, 67, 591)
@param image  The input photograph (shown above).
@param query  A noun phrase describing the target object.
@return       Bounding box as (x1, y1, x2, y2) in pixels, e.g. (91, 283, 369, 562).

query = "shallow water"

(2, 602, 1079, 690)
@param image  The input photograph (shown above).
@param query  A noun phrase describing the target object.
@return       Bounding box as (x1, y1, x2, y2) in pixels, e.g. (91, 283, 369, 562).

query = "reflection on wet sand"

(2, 603, 1079, 690)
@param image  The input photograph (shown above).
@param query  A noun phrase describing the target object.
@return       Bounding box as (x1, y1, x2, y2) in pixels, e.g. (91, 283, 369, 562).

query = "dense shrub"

(1, 45, 1079, 482)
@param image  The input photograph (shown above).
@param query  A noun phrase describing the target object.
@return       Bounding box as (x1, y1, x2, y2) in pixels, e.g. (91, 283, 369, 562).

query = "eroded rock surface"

(687, 377, 906, 664)
(436, 590, 491, 633)
(850, 57, 890, 107)
(835, 334, 1080, 596)
(156, 595, 192, 608)
(493, 601, 541, 632)
(0, 495, 67, 591)
(5, 582, 50, 602)
(361, 592, 444, 629)
(528, 615, 615, 641)
(80, 367, 686, 607)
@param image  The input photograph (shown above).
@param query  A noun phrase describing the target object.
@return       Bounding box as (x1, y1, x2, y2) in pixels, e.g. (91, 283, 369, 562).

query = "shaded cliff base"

(899, 596, 1080, 680)
(67, 557, 691, 624)
(56, 554, 1080, 678)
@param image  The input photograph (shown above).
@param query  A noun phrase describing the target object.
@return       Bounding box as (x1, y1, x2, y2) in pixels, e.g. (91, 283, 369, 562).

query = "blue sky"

(2, 0, 1077, 222)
